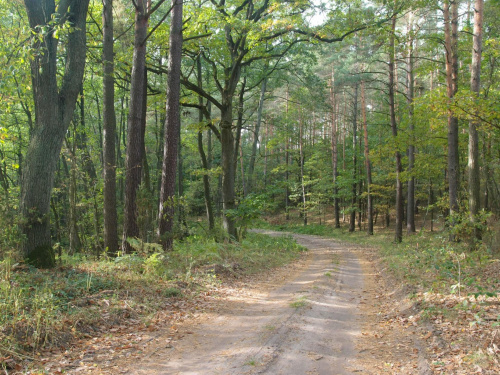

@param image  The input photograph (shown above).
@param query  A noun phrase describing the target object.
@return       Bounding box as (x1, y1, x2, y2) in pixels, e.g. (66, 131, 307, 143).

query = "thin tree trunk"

(234, 77, 246, 193)
(196, 57, 214, 231)
(248, 76, 267, 192)
(468, 0, 483, 241)
(389, 12, 403, 243)
(349, 84, 358, 233)
(361, 81, 373, 235)
(444, 0, 460, 239)
(330, 68, 340, 229)
(102, 0, 118, 255)
(285, 87, 290, 220)
(407, 13, 416, 234)
(299, 109, 307, 226)
(68, 132, 81, 254)
(158, 0, 183, 250)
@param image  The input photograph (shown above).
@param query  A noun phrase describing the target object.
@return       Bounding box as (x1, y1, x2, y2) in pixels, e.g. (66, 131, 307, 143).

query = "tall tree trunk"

(389, 12, 403, 243)
(248, 76, 267, 192)
(20, 0, 90, 268)
(444, 0, 460, 239)
(196, 58, 214, 231)
(349, 84, 358, 233)
(468, 0, 483, 241)
(299, 109, 307, 226)
(285, 87, 290, 220)
(158, 0, 183, 250)
(220, 103, 237, 238)
(330, 68, 340, 229)
(68, 132, 82, 254)
(361, 81, 373, 235)
(234, 77, 246, 191)
(123, 0, 149, 253)
(102, 0, 119, 256)
(406, 13, 416, 234)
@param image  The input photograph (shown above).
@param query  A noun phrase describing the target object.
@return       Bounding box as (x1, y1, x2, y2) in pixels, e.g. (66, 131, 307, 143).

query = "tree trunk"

(349, 84, 358, 233)
(102, 0, 119, 256)
(389, 13, 403, 243)
(299, 109, 307, 226)
(234, 77, 246, 196)
(444, 0, 460, 239)
(220, 104, 237, 238)
(361, 81, 373, 235)
(285, 87, 290, 220)
(68, 128, 82, 254)
(123, 0, 149, 253)
(330, 68, 341, 229)
(468, 0, 483, 241)
(406, 13, 416, 234)
(196, 58, 214, 231)
(158, 0, 183, 250)
(248, 76, 268, 192)
(20, 0, 90, 268)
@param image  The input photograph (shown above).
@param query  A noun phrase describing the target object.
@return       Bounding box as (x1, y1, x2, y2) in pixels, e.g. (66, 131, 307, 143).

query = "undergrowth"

(0, 231, 304, 364)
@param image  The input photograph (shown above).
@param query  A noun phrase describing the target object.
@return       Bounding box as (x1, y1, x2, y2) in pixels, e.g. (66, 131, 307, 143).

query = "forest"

(0, 0, 500, 373)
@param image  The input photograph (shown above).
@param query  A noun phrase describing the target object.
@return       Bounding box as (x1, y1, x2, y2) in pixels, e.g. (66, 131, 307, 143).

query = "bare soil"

(46, 231, 431, 375)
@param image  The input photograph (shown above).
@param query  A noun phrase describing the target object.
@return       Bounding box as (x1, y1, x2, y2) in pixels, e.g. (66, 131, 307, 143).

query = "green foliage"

(448, 210, 492, 249)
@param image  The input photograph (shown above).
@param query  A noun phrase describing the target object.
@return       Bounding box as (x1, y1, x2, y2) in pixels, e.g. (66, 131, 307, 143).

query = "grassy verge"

(0, 231, 305, 371)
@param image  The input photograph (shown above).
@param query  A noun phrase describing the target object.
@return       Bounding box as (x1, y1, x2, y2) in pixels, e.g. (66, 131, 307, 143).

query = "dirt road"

(128, 231, 366, 374)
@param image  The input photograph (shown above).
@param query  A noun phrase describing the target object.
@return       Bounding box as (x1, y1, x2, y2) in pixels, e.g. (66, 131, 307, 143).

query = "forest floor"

(6, 226, 499, 374)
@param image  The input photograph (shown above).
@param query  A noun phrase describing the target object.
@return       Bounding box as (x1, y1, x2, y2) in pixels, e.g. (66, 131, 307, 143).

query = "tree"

(122, 0, 150, 253)
(20, 0, 90, 267)
(330, 68, 341, 229)
(468, 0, 483, 241)
(361, 80, 373, 235)
(406, 12, 416, 234)
(443, 0, 460, 238)
(102, 0, 119, 256)
(389, 10, 403, 243)
(158, 0, 183, 250)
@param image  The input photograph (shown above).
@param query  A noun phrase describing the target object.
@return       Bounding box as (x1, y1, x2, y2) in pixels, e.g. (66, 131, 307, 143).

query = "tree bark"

(20, 0, 90, 268)
(468, 0, 483, 241)
(196, 58, 215, 231)
(389, 12, 403, 243)
(158, 0, 183, 250)
(349, 83, 358, 233)
(248, 76, 268, 192)
(406, 13, 416, 234)
(102, 0, 119, 256)
(361, 81, 373, 235)
(444, 0, 460, 239)
(123, 0, 149, 253)
(330, 68, 341, 229)
(299, 109, 307, 226)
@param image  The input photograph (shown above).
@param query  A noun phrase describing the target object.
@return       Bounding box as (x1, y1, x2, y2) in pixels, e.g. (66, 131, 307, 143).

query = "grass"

(0, 231, 305, 365)
(290, 296, 308, 309)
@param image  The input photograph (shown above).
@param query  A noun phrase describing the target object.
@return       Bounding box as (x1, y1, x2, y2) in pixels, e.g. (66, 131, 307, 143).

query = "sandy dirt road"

(127, 231, 366, 375)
